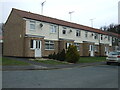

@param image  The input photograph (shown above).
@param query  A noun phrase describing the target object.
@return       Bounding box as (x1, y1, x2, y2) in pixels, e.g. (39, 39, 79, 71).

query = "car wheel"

(118, 63, 120, 66)
(106, 62, 111, 65)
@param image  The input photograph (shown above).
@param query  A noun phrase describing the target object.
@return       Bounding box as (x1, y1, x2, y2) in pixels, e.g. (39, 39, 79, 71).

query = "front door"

(105, 46, 109, 56)
(89, 45, 94, 56)
(35, 40, 41, 57)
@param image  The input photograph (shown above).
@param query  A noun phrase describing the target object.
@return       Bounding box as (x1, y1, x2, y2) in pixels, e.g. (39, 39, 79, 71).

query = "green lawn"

(0, 57, 106, 66)
(77, 57, 106, 63)
(32, 59, 69, 65)
(1, 57, 31, 65)
(31, 57, 106, 65)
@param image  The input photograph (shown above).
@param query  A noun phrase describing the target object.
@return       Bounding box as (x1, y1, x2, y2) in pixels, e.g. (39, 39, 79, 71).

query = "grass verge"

(1, 57, 31, 65)
(77, 57, 106, 63)
(30, 57, 106, 65)
(30, 59, 69, 65)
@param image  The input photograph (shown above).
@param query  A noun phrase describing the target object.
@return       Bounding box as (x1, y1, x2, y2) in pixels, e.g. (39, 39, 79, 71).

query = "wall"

(25, 18, 59, 41)
(3, 10, 25, 57)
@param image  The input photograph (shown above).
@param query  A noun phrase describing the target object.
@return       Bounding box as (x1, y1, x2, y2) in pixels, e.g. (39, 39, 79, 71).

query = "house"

(0, 23, 3, 56)
(3, 8, 120, 57)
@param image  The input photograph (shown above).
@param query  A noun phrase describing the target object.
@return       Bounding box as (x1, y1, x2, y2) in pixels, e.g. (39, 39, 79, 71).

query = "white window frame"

(108, 36, 110, 41)
(66, 43, 72, 49)
(45, 41, 54, 50)
(85, 31, 88, 38)
(94, 46, 98, 52)
(30, 40, 36, 49)
(30, 21, 36, 30)
(94, 33, 98, 39)
(50, 25, 57, 33)
(62, 30, 66, 34)
(101, 35, 103, 40)
(76, 30, 81, 37)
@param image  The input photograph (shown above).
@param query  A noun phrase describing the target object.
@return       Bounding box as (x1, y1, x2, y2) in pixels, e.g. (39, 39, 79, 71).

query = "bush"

(48, 54, 53, 59)
(48, 49, 66, 61)
(65, 45, 80, 63)
(52, 52, 56, 59)
(59, 49, 66, 61)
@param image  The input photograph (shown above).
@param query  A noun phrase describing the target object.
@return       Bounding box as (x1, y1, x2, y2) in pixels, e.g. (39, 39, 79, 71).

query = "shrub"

(56, 52, 60, 60)
(59, 49, 66, 61)
(52, 52, 56, 59)
(65, 45, 80, 63)
(48, 54, 53, 59)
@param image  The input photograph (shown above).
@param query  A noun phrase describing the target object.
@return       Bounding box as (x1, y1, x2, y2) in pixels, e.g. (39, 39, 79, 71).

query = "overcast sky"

(0, 0, 120, 29)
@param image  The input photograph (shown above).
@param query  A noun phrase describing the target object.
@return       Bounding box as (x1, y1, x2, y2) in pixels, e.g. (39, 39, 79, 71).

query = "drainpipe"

(58, 25, 60, 52)
(99, 34, 101, 57)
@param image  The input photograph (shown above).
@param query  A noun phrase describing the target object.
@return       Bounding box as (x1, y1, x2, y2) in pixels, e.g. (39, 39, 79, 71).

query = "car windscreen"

(109, 52, 120, 55)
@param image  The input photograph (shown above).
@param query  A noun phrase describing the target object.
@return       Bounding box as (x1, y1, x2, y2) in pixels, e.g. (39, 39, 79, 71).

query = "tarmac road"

(2, 65, 119, 88)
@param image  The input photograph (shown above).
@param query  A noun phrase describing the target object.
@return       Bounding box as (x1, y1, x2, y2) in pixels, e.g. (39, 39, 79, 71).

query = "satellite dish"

(69, 29, 72, 32)
(40, 23, 43, 28)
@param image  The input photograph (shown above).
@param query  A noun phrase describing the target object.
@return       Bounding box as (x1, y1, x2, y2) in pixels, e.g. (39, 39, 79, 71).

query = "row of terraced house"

(3, 8, 120, 57)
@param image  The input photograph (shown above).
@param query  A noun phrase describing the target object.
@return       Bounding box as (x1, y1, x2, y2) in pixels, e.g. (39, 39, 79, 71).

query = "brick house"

(3, 8, 120, 57)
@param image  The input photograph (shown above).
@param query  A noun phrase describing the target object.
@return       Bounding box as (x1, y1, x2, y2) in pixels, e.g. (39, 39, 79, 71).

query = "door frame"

(89, 45, 94, 56)
(34, 40, 42, 57)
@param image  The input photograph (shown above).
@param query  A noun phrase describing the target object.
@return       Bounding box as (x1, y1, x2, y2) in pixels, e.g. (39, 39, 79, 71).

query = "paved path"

(2, 57, 106, 70)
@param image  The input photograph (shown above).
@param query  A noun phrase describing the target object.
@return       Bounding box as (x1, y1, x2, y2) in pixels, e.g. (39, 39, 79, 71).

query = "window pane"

(50, 44, 54, 49)
(45, 41, 54, 50)
(45, 44, 49, 49)
(63, 30, 66, 34)
(30, 21, 35, 30)
(30, 40, 33, 48)
(50, 25, 57, 33)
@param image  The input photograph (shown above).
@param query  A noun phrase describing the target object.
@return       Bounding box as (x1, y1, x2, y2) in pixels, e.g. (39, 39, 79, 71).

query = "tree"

(65, 45, 80, 63)
(100, 24, 120, 34)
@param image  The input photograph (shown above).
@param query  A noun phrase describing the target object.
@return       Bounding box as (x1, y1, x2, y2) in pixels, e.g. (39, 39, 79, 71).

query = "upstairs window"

(63, 30, 66, 34)
(30, 21, 36, 30)
(85, 31, 88, 38)
(76, 30, 81, 37)
(50, 25, 57, 33)
(94, 33, 98, 39)
(108, 36, 110, 41)
(101, 35, 103, 40)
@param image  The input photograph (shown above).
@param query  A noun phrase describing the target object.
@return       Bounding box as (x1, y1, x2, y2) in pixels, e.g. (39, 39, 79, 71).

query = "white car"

(106, 51, 120, 65)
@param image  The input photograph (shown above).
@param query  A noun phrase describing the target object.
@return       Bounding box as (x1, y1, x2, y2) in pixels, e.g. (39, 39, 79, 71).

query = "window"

(108, 36, 110, 41)
(66, 43, 72, 49)
(101, 35, 103, 40)
(45, 41, 54, 50)
(74, 43, 80, 51)
(113, 37, 115, 42)
(94, 33, 98, 39)
(76, 30, 81, 37)
(30, 21, 36, 30)
(30, 40, 34, 49)
(94, 46, 98, 52)
(104, 35, 107, 39)
(63, 30, 66, 34)
(50, 25, 57, 33)
(85, 31, 88, 38)
(30, 40, 36, 49)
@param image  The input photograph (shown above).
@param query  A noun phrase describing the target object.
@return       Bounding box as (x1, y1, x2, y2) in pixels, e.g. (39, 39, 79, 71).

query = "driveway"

(2, 65, 119, 88)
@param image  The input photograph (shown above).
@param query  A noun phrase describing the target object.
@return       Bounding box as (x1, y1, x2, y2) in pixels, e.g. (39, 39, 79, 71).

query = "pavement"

(1, 57, 106, 71)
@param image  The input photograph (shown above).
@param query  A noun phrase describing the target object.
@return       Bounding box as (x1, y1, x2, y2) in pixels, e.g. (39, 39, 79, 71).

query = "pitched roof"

(12, 8, 120, 38)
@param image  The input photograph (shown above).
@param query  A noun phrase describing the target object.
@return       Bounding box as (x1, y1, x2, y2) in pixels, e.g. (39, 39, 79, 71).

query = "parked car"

(106, 51, 120, 65)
